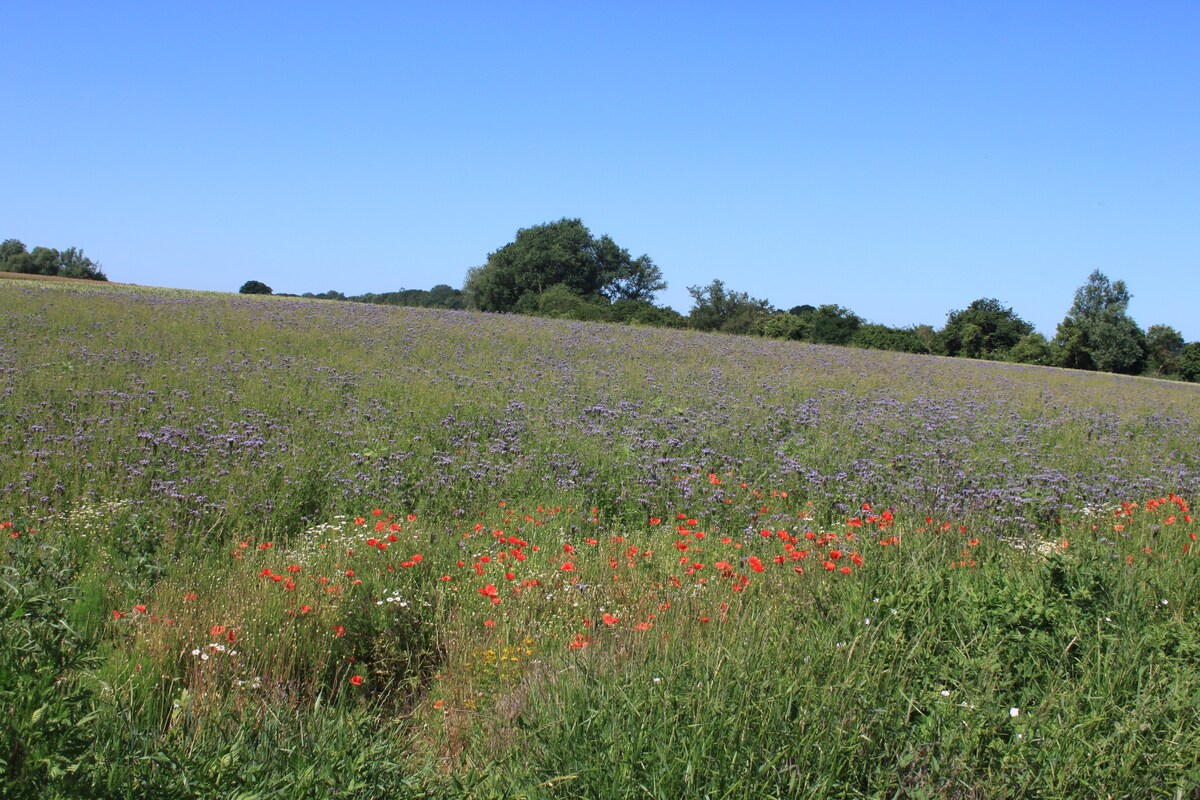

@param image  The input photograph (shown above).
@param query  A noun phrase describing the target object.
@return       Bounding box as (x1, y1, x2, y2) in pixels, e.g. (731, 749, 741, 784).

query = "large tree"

(1052, 271, 1146, 374)
(940, 298, 1034, 359)
(466, 219, 665, 312)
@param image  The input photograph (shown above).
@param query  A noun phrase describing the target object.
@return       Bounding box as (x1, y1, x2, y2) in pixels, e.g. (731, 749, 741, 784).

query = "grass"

(2, 278, 1199, 798)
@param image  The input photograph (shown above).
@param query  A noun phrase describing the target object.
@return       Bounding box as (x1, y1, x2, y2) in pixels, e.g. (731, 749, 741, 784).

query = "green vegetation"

(0, 238, 107, 281)
(2, 278, 1199, 797)
(238, 279, 273, 295)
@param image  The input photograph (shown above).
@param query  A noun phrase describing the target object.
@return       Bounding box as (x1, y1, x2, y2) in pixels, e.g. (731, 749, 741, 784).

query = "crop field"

(3, 279, 1200, 798)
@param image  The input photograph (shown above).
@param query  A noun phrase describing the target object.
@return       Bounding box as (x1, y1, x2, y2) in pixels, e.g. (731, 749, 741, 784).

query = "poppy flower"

(350, 675, 364, 686)
(602, 613, 619, 626)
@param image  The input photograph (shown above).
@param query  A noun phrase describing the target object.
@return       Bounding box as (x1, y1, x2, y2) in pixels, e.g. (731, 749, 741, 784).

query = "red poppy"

(349, 675, 364, 686)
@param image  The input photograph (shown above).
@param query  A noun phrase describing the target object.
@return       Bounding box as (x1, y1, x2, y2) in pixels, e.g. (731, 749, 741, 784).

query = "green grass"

(2, 279, 1199, 798)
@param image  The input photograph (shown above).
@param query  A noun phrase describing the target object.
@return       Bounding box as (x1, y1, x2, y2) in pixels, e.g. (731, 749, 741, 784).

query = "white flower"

(941, 690, 951, 697)
(864, 618, 871, 626)
(1010, 707, 1020, 717)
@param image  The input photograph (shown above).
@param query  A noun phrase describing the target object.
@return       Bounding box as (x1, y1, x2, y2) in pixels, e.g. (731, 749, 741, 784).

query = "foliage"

(850, 323, 932, 354)
(1146, 324, 1185, 376)
(1007, 332, 1053, 366)
(238, 280, 273, 295)
(806, 303, 863, 345)
(761, 311, 809, 341)
(466, 219, 665, 312)
(1, 537, 101, 797)
(0, 239, 107, 281)
(1179, 342, 1200, 382)
(940, 298, 1034, 360)
(686, 279, 773, 333)
(1053, 271, 1146, 374)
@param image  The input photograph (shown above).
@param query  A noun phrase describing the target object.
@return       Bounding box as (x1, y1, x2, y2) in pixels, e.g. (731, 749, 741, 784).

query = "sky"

(3, 2, 1198, 340)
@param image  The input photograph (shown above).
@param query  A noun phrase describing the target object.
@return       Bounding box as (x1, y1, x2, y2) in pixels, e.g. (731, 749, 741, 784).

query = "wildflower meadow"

(2, 278, 1199, 798)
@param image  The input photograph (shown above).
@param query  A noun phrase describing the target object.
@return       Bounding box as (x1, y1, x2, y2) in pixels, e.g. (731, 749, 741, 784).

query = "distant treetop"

(239, 280, 273, 295)
(1, 238, 108, 281)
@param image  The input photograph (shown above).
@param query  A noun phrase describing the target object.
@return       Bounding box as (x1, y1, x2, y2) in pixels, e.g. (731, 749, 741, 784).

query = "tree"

(468, 219, 665, 312)
(1179, 343, 1200, 383)
(762, 312, 809, 341)
(57, 247, 107, 280)
(0, 238, 27, 265)
(1145, 325, 1185, 376)
(850, 324, 931, 354)
(807, 304, 862, 345)
(1008, 333, 1053, 365)
(239, 280, 273, 295)
(27, 247, 61, 276)
(1, 239, 107, 280)
(1052, 271, 1146, 374)
(940, 298, 1033, 359)
(686, 279, 773, 333)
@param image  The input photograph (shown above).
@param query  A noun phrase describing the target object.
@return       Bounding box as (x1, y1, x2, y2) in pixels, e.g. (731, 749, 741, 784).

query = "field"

(3, 278, 1199, 798)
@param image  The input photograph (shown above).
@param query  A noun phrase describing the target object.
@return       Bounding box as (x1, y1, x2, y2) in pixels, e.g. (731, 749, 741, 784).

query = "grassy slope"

(2, 279, 1199, 798)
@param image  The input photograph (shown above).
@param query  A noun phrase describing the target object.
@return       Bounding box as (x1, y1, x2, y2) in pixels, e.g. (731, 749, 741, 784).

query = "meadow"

(2, 278, 1199, 798)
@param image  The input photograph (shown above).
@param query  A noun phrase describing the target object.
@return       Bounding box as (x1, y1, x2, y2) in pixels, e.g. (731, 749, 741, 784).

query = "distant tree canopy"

(686, 280, 773, 334)
(239, 280, 273, 295)
(1053, 271, 1146, 375)
(465, 219, 666, 312)
(343, 285, 466, 309)
(1145, 325, 1185, 376)
(940, 298, 1034, 360)
(1, 239, 107, 281)
(1179, 343, 1200, 383)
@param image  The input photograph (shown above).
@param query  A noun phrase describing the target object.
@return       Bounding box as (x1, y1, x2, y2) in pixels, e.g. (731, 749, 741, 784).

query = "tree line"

(243, 217, 1200, 382)
(1, 238, 108, 281)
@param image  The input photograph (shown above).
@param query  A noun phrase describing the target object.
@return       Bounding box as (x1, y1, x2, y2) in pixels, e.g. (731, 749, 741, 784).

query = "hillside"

(3, 279, 1199, 797)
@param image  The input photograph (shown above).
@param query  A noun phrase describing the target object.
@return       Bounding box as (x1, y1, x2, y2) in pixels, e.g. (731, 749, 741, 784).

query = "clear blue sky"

(4, 2, 1198, 339)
